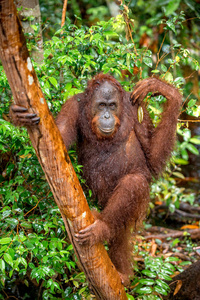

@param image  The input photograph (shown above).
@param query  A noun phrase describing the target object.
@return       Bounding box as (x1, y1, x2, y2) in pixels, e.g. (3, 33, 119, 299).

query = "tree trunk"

(106, 0, 121, 17)
(164, 261, 200, 300)
(0, 1, 127, 299)
(14, 0, 44, 63)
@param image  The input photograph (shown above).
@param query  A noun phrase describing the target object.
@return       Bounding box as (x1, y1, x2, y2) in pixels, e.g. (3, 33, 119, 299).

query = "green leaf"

(172, 172, 185, 179)
(165, 72, 173, 82)
(169, 203, 175, 213)
(164, 263, 176, 271)
(30, 25, 38, 31)
(161, 64, 167, 73)
(24, 241, 35, 249)
(0, 246, 7, 254)
(78, 286, 87, 295)
(53, 281, 61, 291)
(57, 241, 62, 251)
(4, 253, 13, 267)
(139, 278, 155, 285)
(7, 248, 15, 260)
(6, 164, 15, 175)
(164, 192, 171, 200)
(186, 143, 199, 155)
(102, 65, 111, 73)
(138, 106, 144, 123)
(29, 262, 35, 269)
(156, 279, 170, 290)
(21, 222, 32, 229)
(18, 257, 27, 269)
(141, 270, 157, 278)
(165, 0, 181, 16)
(65, 82, 72, 91)
(190, 138, 200, 145)
(9, 269, 13, 278)
(126, 294, 135, 300)
(166, 20, 176, 33)
(184, 0, 196, 11)
(104, 31, 119, 37)
(181, 148, 189, 161)
(64, 287, 73, 297)
(154, 285, 168, 295)
(158, 273, 172, 281)
(180, 261, 192, 266)
(49, 77, 58, 89)
(73, 280, 79, 288)
(43, 88, 51, 98)
(0, 237, 12, 244)
(187, 99, 196, 108)
(24, 279, 29, 287)
(0, 259, 5, 273)
(66, 261, 72, 271)
(135, 286, 152, 294)
(143, 56, 152, 68)
(173, 158, 188, 165)
(160, 268, 174, 276)
(183, 128, 191, 141)
(151, 69, 160, 74)
(42, 256, 48, 264)
(6, 218, 18, 228)
(47, 278, 53, 288)
(165, 257, 179, 262)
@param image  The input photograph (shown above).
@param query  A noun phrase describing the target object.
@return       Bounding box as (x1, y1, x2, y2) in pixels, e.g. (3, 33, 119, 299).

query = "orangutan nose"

(104, 111, 110, 119)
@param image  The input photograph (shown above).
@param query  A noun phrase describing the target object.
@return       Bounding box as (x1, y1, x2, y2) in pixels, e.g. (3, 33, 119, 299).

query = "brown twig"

(24, 190, 50, 217)
(145, 228, 200, 240)
(121, 3, 138, 55)
(154, 203, 200, 220)
(175, 209, 200, 220)
(61, 0, 68, 28)
(178, 119, 200, 123)
(155, 31, 167, 69)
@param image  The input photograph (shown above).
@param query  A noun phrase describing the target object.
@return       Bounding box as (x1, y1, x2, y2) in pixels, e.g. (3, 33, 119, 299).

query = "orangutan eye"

(109, 103, 116, 109)
(99, 103, 106, 109)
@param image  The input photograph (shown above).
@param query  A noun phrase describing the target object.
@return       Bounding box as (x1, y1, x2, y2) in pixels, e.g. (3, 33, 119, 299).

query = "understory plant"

(0, 7, 199, 299)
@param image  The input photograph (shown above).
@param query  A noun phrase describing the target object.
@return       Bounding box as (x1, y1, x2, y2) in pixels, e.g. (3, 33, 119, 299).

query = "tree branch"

(61, 0, 68, 27)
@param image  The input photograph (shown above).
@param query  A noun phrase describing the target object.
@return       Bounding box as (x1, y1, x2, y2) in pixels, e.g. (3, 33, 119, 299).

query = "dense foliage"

(0, 1, 200, 299)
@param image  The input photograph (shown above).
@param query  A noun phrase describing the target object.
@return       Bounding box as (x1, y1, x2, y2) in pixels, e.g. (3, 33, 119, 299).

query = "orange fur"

(91, 115, 120, 139)
(55, 74, 182, 284)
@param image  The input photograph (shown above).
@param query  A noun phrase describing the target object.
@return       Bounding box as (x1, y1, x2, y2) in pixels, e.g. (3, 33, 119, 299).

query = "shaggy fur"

(55, 74, 182, 284)
(10, 73, 182, 284)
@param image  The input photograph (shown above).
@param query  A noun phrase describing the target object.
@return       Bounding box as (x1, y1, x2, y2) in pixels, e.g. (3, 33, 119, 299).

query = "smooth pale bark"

(106, 0, 121, 17)
(14, 0, 44, 63)
(0, 0, 127, 299)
